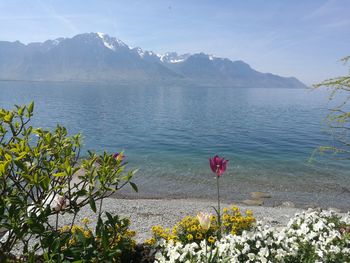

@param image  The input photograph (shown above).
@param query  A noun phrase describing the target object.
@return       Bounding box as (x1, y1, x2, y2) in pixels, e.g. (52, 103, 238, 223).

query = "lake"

(0, 81, 349, 209)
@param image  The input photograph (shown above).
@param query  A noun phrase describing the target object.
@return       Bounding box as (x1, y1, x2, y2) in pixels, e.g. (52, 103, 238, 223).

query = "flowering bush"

(42, 213, 136, 262)
(146, 205, 255, 246)
(0, 103, 137, 261)
(154, 210, 350, 262)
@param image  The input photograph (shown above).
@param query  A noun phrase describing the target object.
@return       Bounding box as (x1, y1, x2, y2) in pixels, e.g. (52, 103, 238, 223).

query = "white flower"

(247, 253, 255, 261)
(242, 243, 250, 254)
(266, 237, 273, 246)
(153, 210, 350, 263)
(313, 220, 325, 231)
(256, 240, 261, 248)
(258, 247, 269, 258)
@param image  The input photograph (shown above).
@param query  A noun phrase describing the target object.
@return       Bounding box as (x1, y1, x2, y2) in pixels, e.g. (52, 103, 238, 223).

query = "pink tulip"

(209, 155, 228, 177)
(113, 152, 125, 161)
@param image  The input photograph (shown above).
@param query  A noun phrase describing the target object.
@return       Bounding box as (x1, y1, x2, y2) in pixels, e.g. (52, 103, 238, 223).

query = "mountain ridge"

(0, 32, 307, 88)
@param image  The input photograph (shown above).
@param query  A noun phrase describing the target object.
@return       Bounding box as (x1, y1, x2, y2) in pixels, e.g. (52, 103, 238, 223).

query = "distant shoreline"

(0, 79, 308, 89)
(112, 186, 349, 212)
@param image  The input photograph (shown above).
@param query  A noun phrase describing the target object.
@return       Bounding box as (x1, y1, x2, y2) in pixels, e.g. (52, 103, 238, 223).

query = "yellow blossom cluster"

(146, 205, 255, 246)
(59, 223, 93, 248)
(221, 206, 255, 235)
(59, 217, 136, 251)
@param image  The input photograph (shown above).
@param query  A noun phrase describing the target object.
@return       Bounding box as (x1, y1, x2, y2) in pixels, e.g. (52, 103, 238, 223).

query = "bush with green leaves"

(42, 212, 136, 262)
(0, 102, 137, 261)
(314, 56, 350, 158)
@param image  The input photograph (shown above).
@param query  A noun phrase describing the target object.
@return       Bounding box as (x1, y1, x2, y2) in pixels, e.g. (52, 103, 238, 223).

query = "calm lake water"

(0, 81, 349, 209)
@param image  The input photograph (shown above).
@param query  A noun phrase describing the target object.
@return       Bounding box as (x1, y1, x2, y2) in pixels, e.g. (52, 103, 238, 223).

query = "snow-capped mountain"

(96, 32, 128, 50)
(160, 52, 191, 64)
(0, 33, 307, 88)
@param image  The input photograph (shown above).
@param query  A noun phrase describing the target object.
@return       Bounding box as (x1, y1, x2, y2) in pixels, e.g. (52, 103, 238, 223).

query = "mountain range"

(0, 33, 307, 88)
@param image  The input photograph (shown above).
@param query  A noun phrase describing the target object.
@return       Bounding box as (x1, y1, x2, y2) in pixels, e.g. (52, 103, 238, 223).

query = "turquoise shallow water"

(0, 81, 349, 209)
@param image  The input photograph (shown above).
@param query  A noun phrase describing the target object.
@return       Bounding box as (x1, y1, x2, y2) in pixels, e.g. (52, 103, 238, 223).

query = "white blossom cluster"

(154, 210, 350, 263)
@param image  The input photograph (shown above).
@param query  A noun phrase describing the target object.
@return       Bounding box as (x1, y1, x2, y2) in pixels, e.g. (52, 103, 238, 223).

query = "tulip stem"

(98, 198, 104, 217)
(55, 212, 59, 231)
(216, 176, 221, 238)
(205, 233, 208, 263)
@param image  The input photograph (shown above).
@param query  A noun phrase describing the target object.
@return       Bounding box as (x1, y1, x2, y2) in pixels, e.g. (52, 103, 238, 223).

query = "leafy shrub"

(42, 212, 136, 262)
(0, 103, 137, 261)
(146, 205, 255, 246)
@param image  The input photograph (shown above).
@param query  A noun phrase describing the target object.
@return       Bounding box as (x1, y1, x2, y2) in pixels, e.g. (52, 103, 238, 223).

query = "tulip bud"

(209, 155, 228, 177)
(51, 195, 67, 212)
(197, 212, 212, 231)
(113, 152, 125, 161)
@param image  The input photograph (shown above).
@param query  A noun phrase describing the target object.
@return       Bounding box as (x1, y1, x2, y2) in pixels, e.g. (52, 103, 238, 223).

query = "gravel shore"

(55, 197, 303, 242)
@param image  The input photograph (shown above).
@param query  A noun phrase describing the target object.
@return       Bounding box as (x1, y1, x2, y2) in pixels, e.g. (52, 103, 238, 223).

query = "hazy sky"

(0, 0, 349, 85)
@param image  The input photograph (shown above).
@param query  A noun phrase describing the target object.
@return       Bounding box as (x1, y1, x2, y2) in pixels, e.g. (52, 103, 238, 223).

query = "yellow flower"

(208, 236, 216, 244)
(172, 227, 178, 235)
(83, 230, 91, 238)
(145, 238, 156, 246)
(126, 230, 136, 237)
(222, 214, 230, 221)
(231, 206, 239, 213)
(68, 238, 76, 246)
(82, 217, 90, 225)
(71, 225, 82, 234)
(190, 225, 197, 232)
(131, 239, 136, 247)
(60, 225, 70, 233)
(187, 234, 193, 241)
(195, 233, 203, 240)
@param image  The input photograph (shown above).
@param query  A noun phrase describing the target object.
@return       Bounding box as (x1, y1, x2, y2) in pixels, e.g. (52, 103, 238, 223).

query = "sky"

(0, 0, 349, 85)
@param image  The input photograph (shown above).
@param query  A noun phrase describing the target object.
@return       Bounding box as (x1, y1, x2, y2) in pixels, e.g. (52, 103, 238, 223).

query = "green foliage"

(42, 213, 136, 262)
(0, 102, 137, 261)
(314, 56, 350, 158)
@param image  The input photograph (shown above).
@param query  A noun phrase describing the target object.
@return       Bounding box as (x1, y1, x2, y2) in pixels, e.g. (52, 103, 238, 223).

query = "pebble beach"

(54, 197, 304, 242)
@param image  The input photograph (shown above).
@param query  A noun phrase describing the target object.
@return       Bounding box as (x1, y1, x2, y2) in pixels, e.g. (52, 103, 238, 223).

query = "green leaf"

(105, 212, 114, 223)
(75, 189, 88, 197)
(4, 153, 12, 161)
(51, 237, 61, 252)
(14, 160, 27, 172)
(130, 182, 138, 192)
(28, 101, 34, 114)
(33, 173, 39, 184)
(3, 112, 13, 123)
(15, 152, 27, 161)
(52, 172, 66, 177)
(89, 197, 96, 213)
(0, 163, 5, 175)
(18, 106, 24, 116)
(40, 176, 51, 190)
